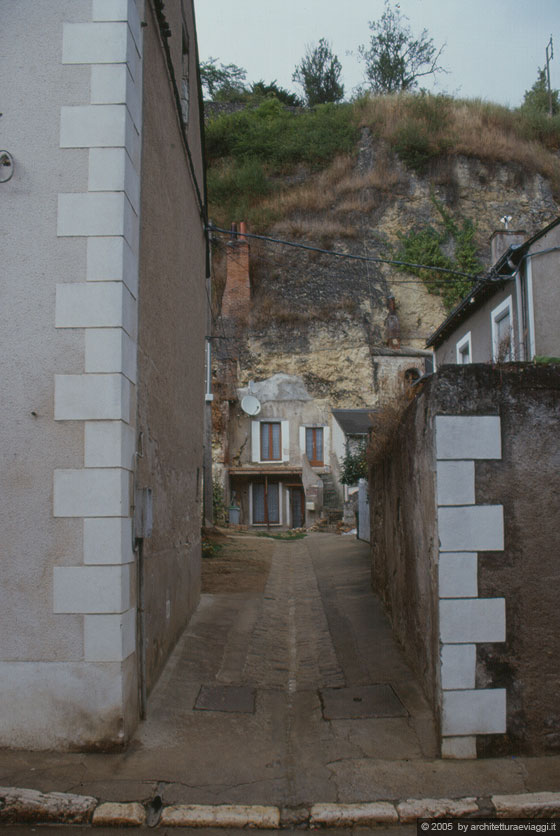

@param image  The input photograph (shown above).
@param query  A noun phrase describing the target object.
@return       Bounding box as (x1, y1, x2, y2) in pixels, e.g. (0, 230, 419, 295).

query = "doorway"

(290, 487, 305, 529)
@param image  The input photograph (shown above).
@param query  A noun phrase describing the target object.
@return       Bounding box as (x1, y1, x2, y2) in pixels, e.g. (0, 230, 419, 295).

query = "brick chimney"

(221, 221, 250, 319)
(490, 229, 527, 265)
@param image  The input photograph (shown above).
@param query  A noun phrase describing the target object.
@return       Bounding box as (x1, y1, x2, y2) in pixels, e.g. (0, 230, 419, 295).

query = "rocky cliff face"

(215, 130, 558, 408)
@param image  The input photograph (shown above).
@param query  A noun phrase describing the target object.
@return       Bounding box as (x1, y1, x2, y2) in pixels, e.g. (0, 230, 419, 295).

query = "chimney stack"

(221, 221, 250, 319)
(490, 228, 527, 265)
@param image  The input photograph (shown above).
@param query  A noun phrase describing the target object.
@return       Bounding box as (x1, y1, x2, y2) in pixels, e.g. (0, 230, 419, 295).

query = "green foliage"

(205, 99, 358, 228)
(250, 79, 302, 106)
(292, 38, 345, 106)
(202, 539, 223, 558)
(212, 481, 227, 525)
(256, 531, 306, 540)
(521, 67, 559, 116)
(391, 94, 454, 172)
(396, 195, 483, 310)
(200, 57, 248, 101)
(359, 1, 446, 94)
(206, 98, 356, 167)
(340, 442, 368, 486)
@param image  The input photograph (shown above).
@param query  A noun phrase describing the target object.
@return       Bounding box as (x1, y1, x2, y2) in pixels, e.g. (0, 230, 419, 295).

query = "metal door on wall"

(290, 487, 305, 529)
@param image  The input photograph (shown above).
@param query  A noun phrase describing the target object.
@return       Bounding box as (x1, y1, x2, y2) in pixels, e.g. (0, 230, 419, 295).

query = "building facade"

(428, 219, 560, 365)
(0, 0, 207, 748)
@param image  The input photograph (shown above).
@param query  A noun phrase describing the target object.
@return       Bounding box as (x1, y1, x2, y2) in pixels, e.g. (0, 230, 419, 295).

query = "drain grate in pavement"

(194, 685, 256, 714)
(319, 684, 407, 720)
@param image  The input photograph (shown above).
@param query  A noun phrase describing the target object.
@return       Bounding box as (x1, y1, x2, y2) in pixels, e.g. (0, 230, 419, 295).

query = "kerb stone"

(160, 804, 280, 828)
(492, 792, 560, 818)
(310, 802, 398, 825)
(92, 801, 146, 826)
(0, 786, 97, 824)
(397, 797, 479, 823)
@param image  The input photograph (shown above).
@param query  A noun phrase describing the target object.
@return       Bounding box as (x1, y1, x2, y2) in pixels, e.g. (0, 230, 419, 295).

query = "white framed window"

(491, 296, 514, 362)
(251, 420, 290, 463)
(250, 481, 282, 525)
(456, 331, 472, 365)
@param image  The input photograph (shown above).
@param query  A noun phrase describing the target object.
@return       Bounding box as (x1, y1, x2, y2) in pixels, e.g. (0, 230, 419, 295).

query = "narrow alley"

(1, 533, 552, 816)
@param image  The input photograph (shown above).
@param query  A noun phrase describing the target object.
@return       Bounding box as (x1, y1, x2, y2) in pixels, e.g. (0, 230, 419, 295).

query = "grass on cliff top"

(206, 94, 560, 231)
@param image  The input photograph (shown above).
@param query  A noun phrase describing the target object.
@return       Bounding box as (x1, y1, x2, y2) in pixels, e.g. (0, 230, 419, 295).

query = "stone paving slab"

(194, 685, 256, 714)
(319, 684, 407, 720)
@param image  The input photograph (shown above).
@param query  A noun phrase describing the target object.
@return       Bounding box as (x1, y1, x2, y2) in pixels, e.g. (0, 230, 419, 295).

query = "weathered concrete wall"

(370, 364, 560, 757)
(370, 391, 440, 711)
(136, 0, 206, 692)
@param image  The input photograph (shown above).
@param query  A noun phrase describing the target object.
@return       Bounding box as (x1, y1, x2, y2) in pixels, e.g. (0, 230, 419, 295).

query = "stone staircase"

(319, 472, 343, 524)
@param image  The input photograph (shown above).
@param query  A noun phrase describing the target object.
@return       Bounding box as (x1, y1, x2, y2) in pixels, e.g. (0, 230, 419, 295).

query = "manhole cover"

(194, 685, 256, 714)
(319, 684, 407, 720)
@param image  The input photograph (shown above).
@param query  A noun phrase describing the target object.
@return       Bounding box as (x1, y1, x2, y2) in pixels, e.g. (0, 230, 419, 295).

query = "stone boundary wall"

(369, 364, 560, 758)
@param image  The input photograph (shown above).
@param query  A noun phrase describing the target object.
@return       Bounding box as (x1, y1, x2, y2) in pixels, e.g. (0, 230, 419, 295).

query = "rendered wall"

(370, 364, 560, 758)
(135, 0, 206, 692)
(0, 0, 143, 748)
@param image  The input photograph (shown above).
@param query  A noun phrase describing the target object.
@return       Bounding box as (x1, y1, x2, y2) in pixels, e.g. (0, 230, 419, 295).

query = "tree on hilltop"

(200, 57, 247, 101)
(521, 67, 559, 115)
(292, 38, 345, 106)
(359, 1, 446, 94)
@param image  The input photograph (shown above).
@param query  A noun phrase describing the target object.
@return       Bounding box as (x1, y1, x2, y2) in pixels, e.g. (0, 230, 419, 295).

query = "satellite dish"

(241, 395, 261, 416)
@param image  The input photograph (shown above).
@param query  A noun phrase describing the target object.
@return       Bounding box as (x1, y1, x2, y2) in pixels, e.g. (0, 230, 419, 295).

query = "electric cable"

(207, 224, 485, 282)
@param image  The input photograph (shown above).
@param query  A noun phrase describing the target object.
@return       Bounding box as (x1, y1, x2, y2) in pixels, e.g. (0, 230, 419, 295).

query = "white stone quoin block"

(438, 505, 504, 552)
(86, 237, 138, 297)
(62, 22, 129, 65)
(57, 192, 126, 238)
(441, 643, 476, 689)
(439, 553, 478, 598)
(56, 282, 136, 336)
(91, 64, 127, 104)
(92, 0, 142, 52)
(60, 104, 128, 148)
(441, 736, 477, 759)
(84, 517, 134, 565)
(54, 468, 130, 518)
(53, 564, 131, 614)
(84, 608, 136, 661)
(436, 416, 501, 460)
(442, 688, 506, 736)
(85, 328, 137, 381)
(437, 460, 475, 506)
(55, 374, 130, 422)
(440, 598, 506, 644)
(88, 148, 140, 213)
(85, 421, 135, 469)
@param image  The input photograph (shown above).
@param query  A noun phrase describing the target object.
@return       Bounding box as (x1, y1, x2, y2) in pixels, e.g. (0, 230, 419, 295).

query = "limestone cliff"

(213, 129, 558, 409)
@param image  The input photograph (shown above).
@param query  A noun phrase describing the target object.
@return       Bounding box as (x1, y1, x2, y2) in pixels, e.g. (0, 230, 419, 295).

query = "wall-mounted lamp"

(0, 151, 14, 182)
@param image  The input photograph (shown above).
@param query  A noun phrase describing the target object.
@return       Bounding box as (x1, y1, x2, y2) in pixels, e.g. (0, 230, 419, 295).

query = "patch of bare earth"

(202, 532, 274, 594)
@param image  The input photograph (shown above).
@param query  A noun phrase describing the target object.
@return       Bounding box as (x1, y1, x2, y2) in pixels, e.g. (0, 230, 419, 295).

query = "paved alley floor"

(0, 534, 558, 810)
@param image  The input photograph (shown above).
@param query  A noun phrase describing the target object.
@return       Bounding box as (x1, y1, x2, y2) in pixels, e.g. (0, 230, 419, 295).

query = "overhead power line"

(207, 224, 484, 282)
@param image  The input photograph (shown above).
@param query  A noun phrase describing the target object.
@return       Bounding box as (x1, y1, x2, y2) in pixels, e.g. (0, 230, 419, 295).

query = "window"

(252, 482, 280, 524)
(456, 332, 472, 364)
(260, 422, 281, 461)
(305, 427, 324, 466)
(491, 297, 514, 362)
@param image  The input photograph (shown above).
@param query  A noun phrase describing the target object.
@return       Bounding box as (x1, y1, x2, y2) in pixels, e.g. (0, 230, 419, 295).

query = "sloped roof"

(332, 409, 374, 435)
(426, 216, 560, 349)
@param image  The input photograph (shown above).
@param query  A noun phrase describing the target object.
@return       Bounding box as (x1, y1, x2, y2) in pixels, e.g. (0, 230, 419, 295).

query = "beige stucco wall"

(136, 0, 206, 693)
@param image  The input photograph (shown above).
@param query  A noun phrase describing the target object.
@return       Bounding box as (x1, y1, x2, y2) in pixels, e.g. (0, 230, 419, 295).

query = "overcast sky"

(194, 0, 558, 107)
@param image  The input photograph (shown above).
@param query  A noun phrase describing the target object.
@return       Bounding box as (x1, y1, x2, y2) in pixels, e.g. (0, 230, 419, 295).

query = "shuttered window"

(305, 427, 324, 466)
(261, 422, 281, 461)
